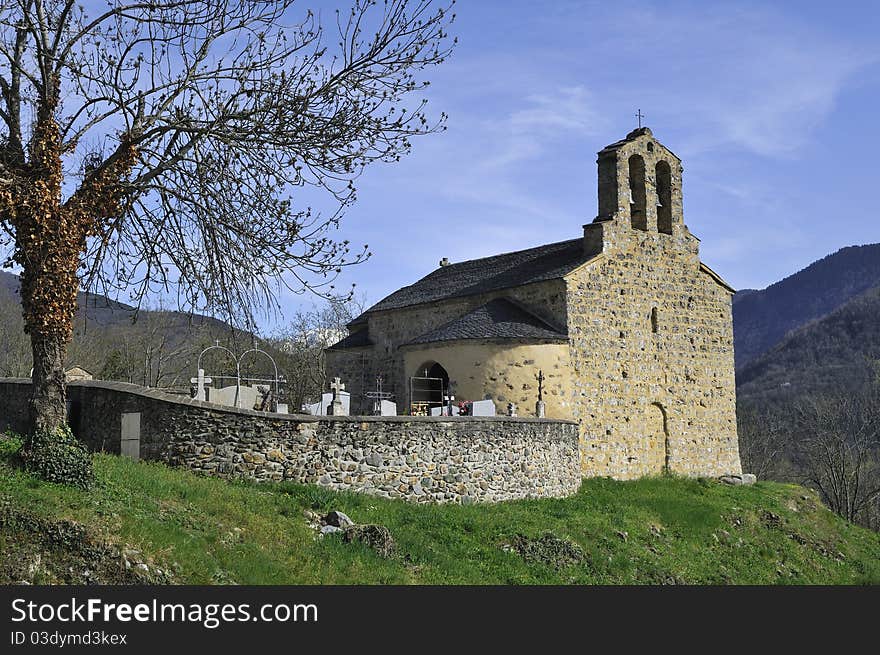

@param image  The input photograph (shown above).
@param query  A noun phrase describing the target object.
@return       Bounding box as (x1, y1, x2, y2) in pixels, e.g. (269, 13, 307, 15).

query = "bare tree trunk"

(15, 96, 77, 434)
(28, 331, 68, 432)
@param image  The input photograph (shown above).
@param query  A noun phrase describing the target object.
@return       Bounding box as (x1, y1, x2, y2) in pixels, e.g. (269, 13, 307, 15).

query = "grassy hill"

(733, 243, 880, 368)
(1, 436, 878, 585)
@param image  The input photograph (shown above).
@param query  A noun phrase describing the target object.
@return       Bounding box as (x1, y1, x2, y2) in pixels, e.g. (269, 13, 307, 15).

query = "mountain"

(736, 285, 880, 403)
(0, 270, 253, 385)
(732, 244, 880, 369)
(0, 269, 228, 332)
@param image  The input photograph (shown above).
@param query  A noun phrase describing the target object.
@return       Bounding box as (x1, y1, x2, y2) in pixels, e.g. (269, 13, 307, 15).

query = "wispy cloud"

(591, 4, 876, 158)
(285, 1, 880, 320)
(478, 85, 607, 170)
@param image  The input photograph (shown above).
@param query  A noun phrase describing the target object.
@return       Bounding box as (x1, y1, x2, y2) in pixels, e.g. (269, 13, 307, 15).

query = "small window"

(651, 307, 659, 333)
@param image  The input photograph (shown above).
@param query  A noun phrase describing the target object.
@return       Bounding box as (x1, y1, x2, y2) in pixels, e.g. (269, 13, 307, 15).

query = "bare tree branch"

(0, 0, 455, 431)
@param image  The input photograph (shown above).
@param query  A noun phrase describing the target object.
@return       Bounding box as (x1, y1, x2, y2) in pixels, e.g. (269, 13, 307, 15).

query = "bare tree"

(0, 288, 29, 375)
(268, 295, 362, 410)
(0, 0, 455, 432)
(737, 402, 787, 480)
(794, 390, 880, 527)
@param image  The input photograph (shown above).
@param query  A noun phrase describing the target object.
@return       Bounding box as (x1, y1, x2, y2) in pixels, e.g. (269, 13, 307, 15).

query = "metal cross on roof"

(636, 108, 645, 128)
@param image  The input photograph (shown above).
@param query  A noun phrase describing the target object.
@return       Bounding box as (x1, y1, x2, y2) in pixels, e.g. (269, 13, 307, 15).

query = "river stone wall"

(0, 378, 580, 503)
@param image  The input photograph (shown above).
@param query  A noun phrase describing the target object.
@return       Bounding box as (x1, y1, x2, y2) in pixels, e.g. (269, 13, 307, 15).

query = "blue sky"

(278, 0, 880, 323)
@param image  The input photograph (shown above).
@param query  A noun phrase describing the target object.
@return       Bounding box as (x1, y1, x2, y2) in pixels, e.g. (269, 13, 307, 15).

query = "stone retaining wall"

(0, 379, 581, 503)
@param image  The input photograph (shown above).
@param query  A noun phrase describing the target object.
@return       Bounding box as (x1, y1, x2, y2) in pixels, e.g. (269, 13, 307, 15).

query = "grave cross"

(328, 377, 346, 416)
(535, 369, 546, 419)
(330, 377, 346, 397)
(366, 375, 394, 415)
(190, 368, 213, 402)
(444, 390, 455, 417)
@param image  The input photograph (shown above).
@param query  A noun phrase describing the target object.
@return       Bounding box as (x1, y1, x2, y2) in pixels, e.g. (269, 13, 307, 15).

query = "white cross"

(190, 368, 213, 401)
(330, 377, 345, 396)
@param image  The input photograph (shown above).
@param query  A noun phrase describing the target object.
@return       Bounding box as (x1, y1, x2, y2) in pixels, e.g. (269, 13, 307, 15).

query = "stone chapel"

(326, 127, 742, 480)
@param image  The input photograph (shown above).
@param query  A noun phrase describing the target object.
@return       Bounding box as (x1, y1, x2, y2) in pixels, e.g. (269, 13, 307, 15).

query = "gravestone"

(328, 377, 347, 416)
(213, 385, 258, 410)
(120, 413, 141, 460)
(470, 399, 496, 417)
(379, 400, 397, 416)
(275, 403, 289, 414)
(303, 392, 350, 416)
(430, 405, 459, 416)
(254, 384, 271, 411)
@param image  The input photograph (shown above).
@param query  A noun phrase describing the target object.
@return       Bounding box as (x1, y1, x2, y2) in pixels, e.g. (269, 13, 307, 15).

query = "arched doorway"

(410, 361, 449, 415)
(645, 402, 670, 475)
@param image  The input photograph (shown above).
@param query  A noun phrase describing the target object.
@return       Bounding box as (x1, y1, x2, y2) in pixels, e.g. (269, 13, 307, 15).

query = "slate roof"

(405, 298, 568, 346)
(326, 327, 373, 350)
(351, 238, 593, 323)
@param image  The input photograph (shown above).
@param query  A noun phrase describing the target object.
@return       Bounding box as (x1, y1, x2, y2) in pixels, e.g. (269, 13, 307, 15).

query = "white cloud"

(594, 4, 876, 158)
(296, 2, 880, 316)
(475, 85, 606, 171)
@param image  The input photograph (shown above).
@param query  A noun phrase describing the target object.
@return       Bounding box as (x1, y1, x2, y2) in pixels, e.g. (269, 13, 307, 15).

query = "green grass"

(1, 438, 878, 584)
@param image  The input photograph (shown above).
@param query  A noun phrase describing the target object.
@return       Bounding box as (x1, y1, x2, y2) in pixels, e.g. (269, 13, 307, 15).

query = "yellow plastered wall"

(401, 340, 571, 417)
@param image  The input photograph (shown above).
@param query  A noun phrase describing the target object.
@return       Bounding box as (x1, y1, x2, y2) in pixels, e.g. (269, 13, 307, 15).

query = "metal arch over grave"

(192, 341, 287, 413)
(239, 347, 285, 413)
(410, 361, 448, 416)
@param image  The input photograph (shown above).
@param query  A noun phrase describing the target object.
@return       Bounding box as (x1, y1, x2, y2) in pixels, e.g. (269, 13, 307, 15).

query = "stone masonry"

(570, 129, 740, 478)
(0, 379, 581, 503)
(326, 127, 742, 481)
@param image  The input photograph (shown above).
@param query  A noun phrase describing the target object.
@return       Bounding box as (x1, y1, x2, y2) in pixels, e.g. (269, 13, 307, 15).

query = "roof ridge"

(434, 237, 581, 270)
(352, 236, 591, 320)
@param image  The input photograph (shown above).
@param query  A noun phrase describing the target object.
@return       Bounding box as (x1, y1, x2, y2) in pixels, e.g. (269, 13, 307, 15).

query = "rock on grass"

(504, 532, 588, 569)
(343, 524, 395, 558)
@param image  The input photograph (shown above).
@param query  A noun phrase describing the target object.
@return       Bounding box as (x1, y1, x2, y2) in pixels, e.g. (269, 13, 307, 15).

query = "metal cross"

(365, 375, 392, 400)
(636, 108, 645, 128)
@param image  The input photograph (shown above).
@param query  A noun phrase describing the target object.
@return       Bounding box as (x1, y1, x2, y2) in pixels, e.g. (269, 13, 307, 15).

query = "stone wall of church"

(322, 347, 376, 415)
(565, 217, 741, 480)
(326, 278, 567, 414)
(401, 340, 571, 417)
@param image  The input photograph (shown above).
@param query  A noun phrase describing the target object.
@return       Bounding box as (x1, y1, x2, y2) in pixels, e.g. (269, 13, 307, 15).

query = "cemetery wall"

(0, 378, 581, 503)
